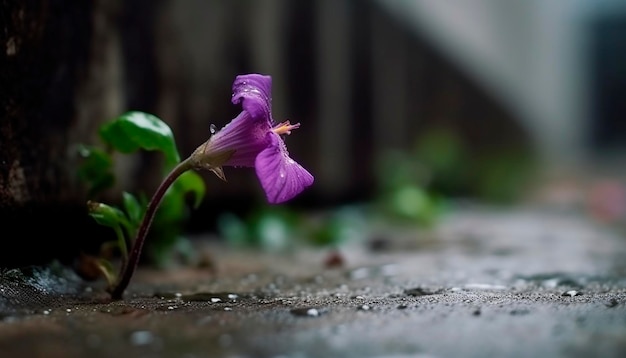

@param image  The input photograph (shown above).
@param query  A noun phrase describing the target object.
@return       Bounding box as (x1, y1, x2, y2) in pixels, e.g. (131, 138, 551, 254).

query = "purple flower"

(191, 74, 314, 204)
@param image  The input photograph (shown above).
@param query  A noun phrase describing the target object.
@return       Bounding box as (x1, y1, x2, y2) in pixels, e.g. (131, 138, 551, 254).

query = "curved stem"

(109, 157, 194, 300)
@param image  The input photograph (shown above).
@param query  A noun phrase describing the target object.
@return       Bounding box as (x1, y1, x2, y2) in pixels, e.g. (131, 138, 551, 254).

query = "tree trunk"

(0, 0, 111, 268)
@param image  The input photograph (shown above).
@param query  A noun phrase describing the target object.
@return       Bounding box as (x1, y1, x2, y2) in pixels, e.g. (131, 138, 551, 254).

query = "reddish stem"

(109, 157, 193, 300)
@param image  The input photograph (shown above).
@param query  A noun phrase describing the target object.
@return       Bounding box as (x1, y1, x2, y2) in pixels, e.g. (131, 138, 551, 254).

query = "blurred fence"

(76, 0, 531, 209)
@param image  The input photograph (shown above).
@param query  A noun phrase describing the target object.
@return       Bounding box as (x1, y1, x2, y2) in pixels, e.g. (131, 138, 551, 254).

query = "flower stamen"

(272, 121, 300, 136)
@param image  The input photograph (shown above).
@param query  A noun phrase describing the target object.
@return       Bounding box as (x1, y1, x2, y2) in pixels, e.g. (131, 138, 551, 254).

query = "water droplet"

(291, 307, 325, 317)
(65, 308, 72, 313)
(306, 308, 320, 316)
(2, 316, 18, 323)
(130, 331, 154, 346)
(542, 278, 560, 288)
(463, 283, 507, 290)
(180, 292, 244, 302)
(379, 263, 398, 276)
(349, 267, 370, 280)
(42, 310, 50, 315)
(210, 124, 216, 134)
(562, 290, 582, 297)
(224, 307, 232, 311)
(167, 306, 176, 310)
(358, 304, 371, 311)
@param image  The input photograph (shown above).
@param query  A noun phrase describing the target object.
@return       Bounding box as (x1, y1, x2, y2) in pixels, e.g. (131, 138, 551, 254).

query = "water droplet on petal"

(210, 124, 216, 134)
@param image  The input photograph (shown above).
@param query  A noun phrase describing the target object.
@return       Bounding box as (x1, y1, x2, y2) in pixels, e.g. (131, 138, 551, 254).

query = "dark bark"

(0, 0, 101, 268)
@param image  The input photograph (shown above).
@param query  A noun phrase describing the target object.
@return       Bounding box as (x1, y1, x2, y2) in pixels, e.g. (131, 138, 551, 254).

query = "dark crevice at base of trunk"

(0, 204, 109, 269)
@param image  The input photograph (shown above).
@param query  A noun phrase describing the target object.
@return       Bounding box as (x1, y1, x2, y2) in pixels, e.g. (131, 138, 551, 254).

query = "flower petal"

(206, 111, 268, 167)
(231, 74, 273, 122)
(255, 133, 314, 204)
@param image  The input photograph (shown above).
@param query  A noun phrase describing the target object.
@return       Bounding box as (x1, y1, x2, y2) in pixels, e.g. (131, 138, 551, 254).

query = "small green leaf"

(99, 111, 181, 166)
(87, 201, 126, 228)
(122, 191, 143, 225)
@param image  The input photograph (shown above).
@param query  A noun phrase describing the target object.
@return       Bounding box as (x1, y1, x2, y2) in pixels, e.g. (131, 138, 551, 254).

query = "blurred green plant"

(77, 111, 205, 284)
(374, 125, 537, 225)
(378, 126, 537, 212)
(217, 205, 302, 252)
(375, 148, 445, 226)
(413, 126, 536, 204)
(471, 149, 536, 204)
(413, 127, 469, 197)
(217, 204, 367, 253)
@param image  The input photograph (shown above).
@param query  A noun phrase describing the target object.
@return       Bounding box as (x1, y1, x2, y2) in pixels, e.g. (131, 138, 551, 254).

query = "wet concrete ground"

(1, 204, 626, 358)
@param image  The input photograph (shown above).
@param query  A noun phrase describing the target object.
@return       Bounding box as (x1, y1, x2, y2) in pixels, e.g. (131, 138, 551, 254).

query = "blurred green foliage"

(375, 148, 446, 226)
(411, 126, 537, 204)
(217, 204, 367, 252)
(78, 111, 205, 269)
(217, 206, 302, 252)
(375, 126, 536, 225)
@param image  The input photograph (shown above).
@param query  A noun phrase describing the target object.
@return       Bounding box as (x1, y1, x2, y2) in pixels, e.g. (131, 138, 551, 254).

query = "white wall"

(376, 0, 626, 169)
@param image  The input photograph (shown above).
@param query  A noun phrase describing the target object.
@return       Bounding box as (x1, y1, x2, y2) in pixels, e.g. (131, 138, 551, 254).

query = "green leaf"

(122, 191, 143, 225)
(175, 171, 206, 209)
(76, 145, 115, 196)
(144, 171, 205, 266)
(99, 111, 181, 166)
(149, 170, 205, 236)
(87, 201, 126, 228)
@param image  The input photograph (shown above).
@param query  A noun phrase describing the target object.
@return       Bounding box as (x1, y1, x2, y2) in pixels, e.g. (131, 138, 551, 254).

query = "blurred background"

(2, 0, 626, 267)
